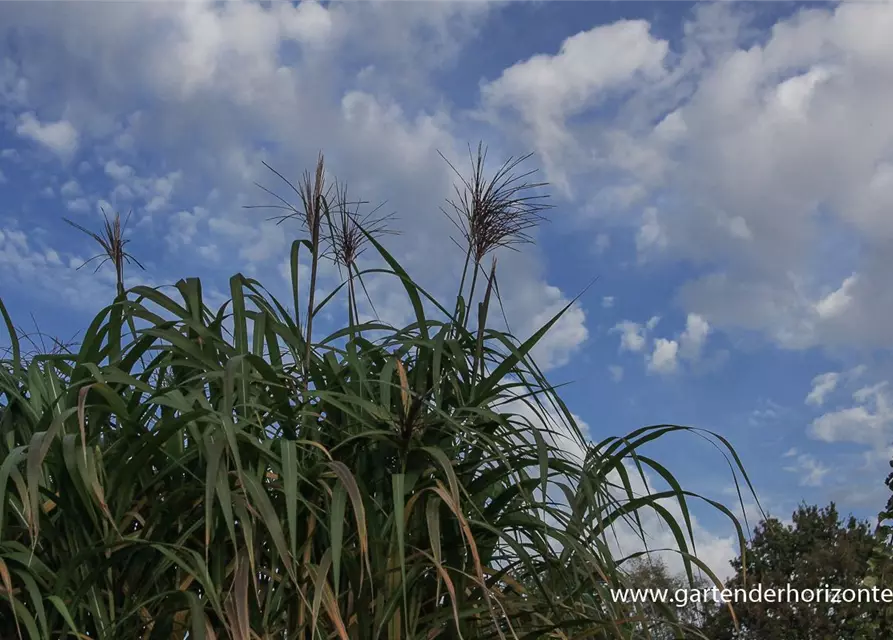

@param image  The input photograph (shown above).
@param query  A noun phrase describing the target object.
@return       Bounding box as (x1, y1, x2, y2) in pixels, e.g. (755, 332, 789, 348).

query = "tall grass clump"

(0, 146, 756, 639)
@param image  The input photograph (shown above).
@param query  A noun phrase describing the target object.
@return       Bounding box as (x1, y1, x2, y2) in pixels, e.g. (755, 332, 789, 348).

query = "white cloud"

(1, 57, 27, 105)
(500, 394, 592, 467)
(98, 161, 182, 215)
(534, 303, 589, 370)
(849, 364, 868, 380)
(104, 159, 135, 182)
(167, 207, 209, 249)
(482, 20, 668, 118)
(814, 274, 858, 320)
(647, 337, 679, 375)
(668, 3, 893, 350)
(5, 1, 724, 381)
(0, 1, 533, 361)
(855, 381, 887, 404)
(481, 19, 669, 191)
(783, 452, 831, 488)
(802, 367, 890, 487)
(750, 399, 783, 427)
(602, 295, 614, 308)
(280, 0, 333, 48)
(635, 207, 667, 259)
(616, 313, 711, 376)
(609, 365, 624, 382)
(678, 313, 710, 361)
(16, 112, 79, 159)
(0, 225, 114, 308)
(144, 172, 181, 213)
(481, 2, 893, 352)
(805, 371, 839, 406)
(197, 244, 219, 262)
(60, 179, 81, 198)
(514, 281, 589, 371)
(613, 319, 648, 353)
(810, 381, 893, 449)
(65, 198, 90, 213)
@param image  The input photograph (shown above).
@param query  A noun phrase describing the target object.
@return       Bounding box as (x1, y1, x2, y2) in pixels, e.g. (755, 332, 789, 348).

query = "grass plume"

(63, 209, 144, 298)
(0, 147, 758, 640)
(440, 142, 553, 327)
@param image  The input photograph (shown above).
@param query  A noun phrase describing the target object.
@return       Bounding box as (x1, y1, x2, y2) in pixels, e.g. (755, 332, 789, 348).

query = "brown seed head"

(440, 142, 553, 264)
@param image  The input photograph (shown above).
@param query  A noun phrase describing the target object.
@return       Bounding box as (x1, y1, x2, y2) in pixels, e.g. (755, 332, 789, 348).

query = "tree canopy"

(702, 503, 893, 639)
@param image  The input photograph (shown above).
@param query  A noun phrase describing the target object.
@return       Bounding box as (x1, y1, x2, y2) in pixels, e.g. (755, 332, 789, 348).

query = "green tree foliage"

(621, 557, 712, 639)
(868, 458, 893, 634)
(703, 503, 892, 640)
(0, 149, 753, 639)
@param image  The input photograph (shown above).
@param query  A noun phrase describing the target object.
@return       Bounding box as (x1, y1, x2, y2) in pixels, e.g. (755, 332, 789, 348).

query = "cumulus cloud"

(783, 450, 831, 488)
(814, 274, 858, 320)
(647, 337, 679, 375)
(498, 258, 589, 371)
(615, 313, 711, 376)
(166, 207, 209, 249)
(679, 313, 711, 361)
(482, 2, 893, 353)
(60, 179, 81, 198)
(104, 159, 134, 182)
(16, 112, 79, 158)
(635, 207, 668, 259)
(65, 197, 90, 213)
(805, 372, 840, 407)
(810, 381, 893, 450)
(482, 20, 668, 119)
(0, 0, 587, 371)
(612, 319, 650, 353)
(0, 225, 115, 307)
(667, 3, 893, 349)
(481, 19, 669, 191)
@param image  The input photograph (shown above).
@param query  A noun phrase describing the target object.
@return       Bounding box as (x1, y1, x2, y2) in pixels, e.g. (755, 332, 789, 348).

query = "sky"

(2, 0, 893, 578)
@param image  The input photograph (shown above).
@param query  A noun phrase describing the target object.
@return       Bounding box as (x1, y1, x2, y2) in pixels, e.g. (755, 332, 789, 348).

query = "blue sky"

(2, 0, 893, 576)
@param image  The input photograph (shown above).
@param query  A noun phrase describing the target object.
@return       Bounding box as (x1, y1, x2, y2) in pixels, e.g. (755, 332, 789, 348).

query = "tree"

(703, 503, 890, 639)
(622, 556, 712, 639)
